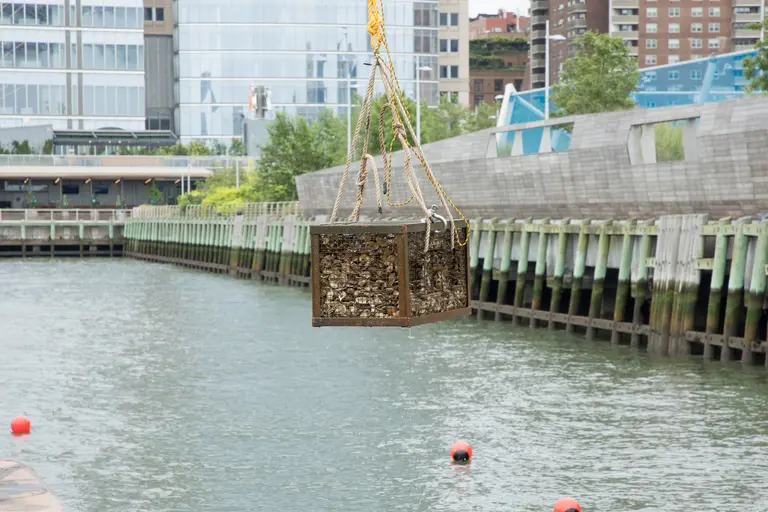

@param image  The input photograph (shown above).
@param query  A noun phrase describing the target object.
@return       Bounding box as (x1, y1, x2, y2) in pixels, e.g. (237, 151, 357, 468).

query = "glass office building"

(0, 0, 145, 131)
(173, 0, 440, 143)
(497, 49, 759, 154)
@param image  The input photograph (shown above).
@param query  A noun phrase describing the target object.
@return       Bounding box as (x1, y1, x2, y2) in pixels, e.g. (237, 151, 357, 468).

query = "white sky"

(469, 0, 531, 17)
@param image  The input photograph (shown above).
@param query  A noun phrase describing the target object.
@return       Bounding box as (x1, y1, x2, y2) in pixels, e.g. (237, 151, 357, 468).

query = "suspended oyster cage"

(310, 220, 471, 327)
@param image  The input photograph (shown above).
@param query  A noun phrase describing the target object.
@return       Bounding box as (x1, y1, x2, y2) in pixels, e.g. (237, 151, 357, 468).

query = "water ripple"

(0, 260, 767, 511)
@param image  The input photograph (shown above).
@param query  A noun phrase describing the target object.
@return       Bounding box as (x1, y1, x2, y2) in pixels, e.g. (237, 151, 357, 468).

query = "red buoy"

(10, 416, 30, 435)
(449, 441, 472, 462)
(553, 497, 581, 512)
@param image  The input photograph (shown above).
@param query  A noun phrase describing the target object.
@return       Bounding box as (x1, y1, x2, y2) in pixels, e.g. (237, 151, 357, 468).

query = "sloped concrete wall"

(296, 96, 768, 220)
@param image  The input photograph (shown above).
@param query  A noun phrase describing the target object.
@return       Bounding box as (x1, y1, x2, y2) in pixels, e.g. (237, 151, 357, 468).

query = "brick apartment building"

(529, 0, 609, 89)
(611, 0, 767, 67)
(469, 10, 530, 109)
(530, 0, 766, 90)
(470, 8, 530, 38)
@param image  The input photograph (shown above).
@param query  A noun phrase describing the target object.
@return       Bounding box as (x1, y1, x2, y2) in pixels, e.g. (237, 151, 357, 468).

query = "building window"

(450, 13, 458, 26)
(439, 65, 448, 78)
(669, 23, 680, 33)
(646, 71, 657, 80)
(144, 7, 152, 21)
(669, 7, 680, 16)
(450, 65, 459, 78)
(709, 7, 720, 16)
(494, 79, 503, 92)
(668, 70, 680, 80)
(690, 70, 702, 79)
(646, 23, 658, 33)
(691, 38, 702, 48)
(691, 23, 702, 32)
(474, 94, 484, 107)
(646, 7, 657, 17)
(708, 39, 720, 49)
(708, 22, 719, 32)
(450, 92, 458, 103)
(645, 55, 657, 65)
(474, 79, 483, 92)
(646, 39, 657, 49)
(155, 7, 164, 21)
(439, 13, 448, 26)
(450, 39, 459, 52)
(668, 39, 679, 49)
(691, 7, 702, 16)
(668, 55, 680, 64)
(439, 39, 447, 52)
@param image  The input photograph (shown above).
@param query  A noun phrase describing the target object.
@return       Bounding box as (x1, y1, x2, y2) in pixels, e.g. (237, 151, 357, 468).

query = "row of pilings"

(124, 209, 768, 367)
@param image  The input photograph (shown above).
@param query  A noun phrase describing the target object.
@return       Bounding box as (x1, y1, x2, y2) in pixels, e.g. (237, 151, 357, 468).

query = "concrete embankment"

(124, 204, 768, 367)
(0, 209, 127, 257)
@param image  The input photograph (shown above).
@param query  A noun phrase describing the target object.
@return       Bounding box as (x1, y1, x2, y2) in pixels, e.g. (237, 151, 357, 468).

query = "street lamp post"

(415, 55, 432, 144)
(544, 20, 566, 120)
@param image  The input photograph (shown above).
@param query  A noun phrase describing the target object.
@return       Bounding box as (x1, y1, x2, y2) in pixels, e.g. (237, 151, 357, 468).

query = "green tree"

(148, 182, 163, 204)
(11, 140, 33, 155)
(550, 31, 639, 117)
(229, 138, 247, 156)
(743, 21, 768, 93)
(257, 110, 346, 201)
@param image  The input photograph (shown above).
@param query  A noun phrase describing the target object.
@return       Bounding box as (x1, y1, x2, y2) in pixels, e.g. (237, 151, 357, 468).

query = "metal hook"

(424, 204, 447, 231)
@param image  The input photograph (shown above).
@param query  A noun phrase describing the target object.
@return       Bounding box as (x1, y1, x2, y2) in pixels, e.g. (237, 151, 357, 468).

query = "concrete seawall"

(0, 209, 128, 257)
(295, 95, 768, 220)
(124, 205, 768, 368)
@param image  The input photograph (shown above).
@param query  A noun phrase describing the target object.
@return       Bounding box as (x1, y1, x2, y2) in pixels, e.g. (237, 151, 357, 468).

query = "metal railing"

(0, 209, 132, 222)
(131, 202, 301, 219)
(0, 155, 255, 170)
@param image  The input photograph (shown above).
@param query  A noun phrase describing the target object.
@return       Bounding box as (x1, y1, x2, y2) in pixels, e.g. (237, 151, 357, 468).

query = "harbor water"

(1, 260, 767, 511)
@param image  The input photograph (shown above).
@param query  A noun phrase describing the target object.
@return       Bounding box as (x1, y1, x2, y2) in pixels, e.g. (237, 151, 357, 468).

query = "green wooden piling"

(268, 223, 276, 274)
(469, 218, 482, 300)
(587, 220, 612, 341)
(566, 220, 590, 334)
(548, 220, 569, 329)
(721, 219, 748, 362)
(301, 223, 311, 279)
(630, 222, 652, 347)
(703, 218, 731, 359)
(531, 219, 550, 328)
(512, 218, 533, 326)
(612, 220, 636, 344)
(478, 220, 498, 319)
(205, 222, 214, 264)
(494, 222, 515, 322)
(229, 216, 244, 276)
(743, 222, 767, 364)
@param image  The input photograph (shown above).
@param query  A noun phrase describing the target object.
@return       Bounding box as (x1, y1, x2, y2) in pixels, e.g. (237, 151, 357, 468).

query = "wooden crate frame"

(310, 220, 471, 327)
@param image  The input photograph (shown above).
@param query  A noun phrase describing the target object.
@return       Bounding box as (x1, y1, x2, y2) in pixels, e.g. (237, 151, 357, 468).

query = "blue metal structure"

(497, 49, 760, 154)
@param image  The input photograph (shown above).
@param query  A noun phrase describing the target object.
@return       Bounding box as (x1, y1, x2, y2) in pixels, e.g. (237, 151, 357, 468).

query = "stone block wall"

(296, 96, 768, 221)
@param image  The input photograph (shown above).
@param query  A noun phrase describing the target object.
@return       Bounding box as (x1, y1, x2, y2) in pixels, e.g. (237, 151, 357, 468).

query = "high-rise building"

(143, 0, 173, 131)
(173, 0, 440, 144)
(612, 1, 766, 68)
(529, 0, 609, 90)
(437, 0, 469, 105)
(0, 0, 146, 131)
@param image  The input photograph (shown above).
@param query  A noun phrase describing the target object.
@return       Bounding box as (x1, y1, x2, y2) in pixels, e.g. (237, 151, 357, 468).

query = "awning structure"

(0, 167, 212, 180)
(51, 129, 179, 147)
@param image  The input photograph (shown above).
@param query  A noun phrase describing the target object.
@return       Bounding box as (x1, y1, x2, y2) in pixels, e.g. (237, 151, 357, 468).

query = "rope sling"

(328, 0, 470, 253)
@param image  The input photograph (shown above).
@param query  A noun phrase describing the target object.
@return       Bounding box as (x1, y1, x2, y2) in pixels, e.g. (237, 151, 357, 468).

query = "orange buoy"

(553, 497, 581, 512)
(10, 415, 31, 435)
(449, 441, 472, 462)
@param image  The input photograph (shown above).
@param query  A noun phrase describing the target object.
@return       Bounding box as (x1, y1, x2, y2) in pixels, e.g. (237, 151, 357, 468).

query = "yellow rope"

(366, 0, 470, 248)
